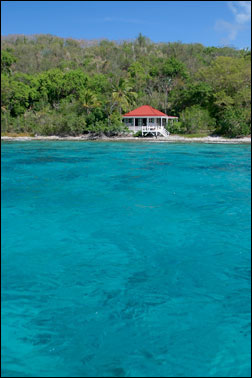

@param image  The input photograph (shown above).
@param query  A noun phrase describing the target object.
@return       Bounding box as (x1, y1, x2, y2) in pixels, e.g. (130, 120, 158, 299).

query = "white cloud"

(215, 20, 242, 44)
(215, 1, 251, 45)
(228, 1, 251, 24)
(215, 20, 238, 40)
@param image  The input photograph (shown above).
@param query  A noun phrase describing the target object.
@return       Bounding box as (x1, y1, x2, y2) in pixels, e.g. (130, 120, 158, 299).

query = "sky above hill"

(1, 1, 251, 48)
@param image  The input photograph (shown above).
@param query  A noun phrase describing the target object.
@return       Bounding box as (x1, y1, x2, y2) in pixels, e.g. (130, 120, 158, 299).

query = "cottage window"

(124, 118, 133, 125)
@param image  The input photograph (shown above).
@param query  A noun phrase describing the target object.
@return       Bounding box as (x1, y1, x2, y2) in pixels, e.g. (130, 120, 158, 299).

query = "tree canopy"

(1, 34, 251, 136)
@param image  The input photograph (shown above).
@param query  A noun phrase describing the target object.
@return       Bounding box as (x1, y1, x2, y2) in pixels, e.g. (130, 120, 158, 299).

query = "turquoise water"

(1, 141, 251, 377)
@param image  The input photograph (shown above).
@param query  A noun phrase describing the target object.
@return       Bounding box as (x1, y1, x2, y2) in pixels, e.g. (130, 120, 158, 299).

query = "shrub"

(180, 105, 216, 134)
(87, 120, 107, 135)
(166, 121, 186, 134)
(133, 131, 142, 137)
(218, 107, 251, 137)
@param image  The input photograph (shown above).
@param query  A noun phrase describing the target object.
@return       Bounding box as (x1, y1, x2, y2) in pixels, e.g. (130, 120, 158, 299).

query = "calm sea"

(1, 141, 251, 377)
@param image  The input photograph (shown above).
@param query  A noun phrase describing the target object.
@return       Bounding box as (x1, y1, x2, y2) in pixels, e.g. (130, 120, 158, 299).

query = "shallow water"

(1, 141, 251, 377)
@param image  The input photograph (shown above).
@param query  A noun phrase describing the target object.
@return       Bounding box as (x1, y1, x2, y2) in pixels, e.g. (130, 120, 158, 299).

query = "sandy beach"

(1, 134, 251, 144)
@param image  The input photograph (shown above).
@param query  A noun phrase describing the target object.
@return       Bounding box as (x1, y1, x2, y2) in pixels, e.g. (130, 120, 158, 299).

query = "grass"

(1, 132, 35, 137)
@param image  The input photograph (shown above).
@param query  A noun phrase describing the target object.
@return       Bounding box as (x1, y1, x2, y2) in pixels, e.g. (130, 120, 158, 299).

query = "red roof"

(123, 105, 168, 117)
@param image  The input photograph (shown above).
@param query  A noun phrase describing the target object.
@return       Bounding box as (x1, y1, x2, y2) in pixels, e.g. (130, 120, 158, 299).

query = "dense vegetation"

(1, 34, 251, 137)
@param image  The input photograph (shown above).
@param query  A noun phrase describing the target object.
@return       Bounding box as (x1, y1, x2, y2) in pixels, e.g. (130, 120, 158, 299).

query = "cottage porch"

(123, 117, 178, 137)
(122, 105, 178, 137)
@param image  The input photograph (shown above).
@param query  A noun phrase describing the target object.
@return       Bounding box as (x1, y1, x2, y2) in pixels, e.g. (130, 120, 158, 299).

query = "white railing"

(127, 125, 170, 136)
(126, 124, 162, 129)
(142, 125, 163, 132)
(142, 125, 170, 137)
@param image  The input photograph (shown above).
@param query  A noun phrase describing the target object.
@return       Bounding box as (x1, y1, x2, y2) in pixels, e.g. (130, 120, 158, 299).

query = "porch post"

(133, 118, 135, 133)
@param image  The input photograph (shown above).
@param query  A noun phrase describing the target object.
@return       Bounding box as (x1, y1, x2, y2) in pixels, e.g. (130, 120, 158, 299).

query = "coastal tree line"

(1, 34, 251, 137)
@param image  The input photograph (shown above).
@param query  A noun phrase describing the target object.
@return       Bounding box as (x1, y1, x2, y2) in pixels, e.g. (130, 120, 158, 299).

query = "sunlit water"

(1, 141, 251, 377)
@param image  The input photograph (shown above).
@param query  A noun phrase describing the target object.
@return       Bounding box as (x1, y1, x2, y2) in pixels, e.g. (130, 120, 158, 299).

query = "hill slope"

(1, 34, 251, 136)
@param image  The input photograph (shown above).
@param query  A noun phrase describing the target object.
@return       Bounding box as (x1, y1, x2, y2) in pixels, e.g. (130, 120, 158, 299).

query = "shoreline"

(1, 135, 251, 144)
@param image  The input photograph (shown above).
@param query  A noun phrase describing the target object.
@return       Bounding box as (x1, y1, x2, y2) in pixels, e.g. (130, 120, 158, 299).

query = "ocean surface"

(1, 141, 251, 377)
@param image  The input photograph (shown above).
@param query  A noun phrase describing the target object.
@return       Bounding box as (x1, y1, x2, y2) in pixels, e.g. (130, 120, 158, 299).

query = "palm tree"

(79, 89, 100, 115)
(112, 78, 137, 115)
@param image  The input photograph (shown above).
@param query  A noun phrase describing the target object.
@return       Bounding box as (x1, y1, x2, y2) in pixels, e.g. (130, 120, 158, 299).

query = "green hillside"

(1, 34, 251, 136)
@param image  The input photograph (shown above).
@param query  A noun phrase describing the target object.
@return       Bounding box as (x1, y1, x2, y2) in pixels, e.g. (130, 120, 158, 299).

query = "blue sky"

(1, 1, 251, 48)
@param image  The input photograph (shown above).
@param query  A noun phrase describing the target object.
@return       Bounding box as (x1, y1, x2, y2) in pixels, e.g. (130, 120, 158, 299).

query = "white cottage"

(123, 105, 178, 137)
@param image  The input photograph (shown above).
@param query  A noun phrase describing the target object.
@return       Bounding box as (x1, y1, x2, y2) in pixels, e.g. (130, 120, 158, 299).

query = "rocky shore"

(1, 134, 251, 144)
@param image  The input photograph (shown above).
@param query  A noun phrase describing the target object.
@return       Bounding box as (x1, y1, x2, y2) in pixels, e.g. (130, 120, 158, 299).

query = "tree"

(35, 69, 65, 106)
(63, 69, 89, 98)
(79, 89, 100, 115)
(1, 50, 16, 74)
(218, 107, 250, 137)
(1, 34, 251, 136)
(112, 78, 137, 115)
(1, 77, 31, 116)
(180, 105, 216, 134)
(171, 82, 214, 114)
(149, 57, 188, 113)
(136, 33, 150, 49)
(198, 56, 251, 97)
